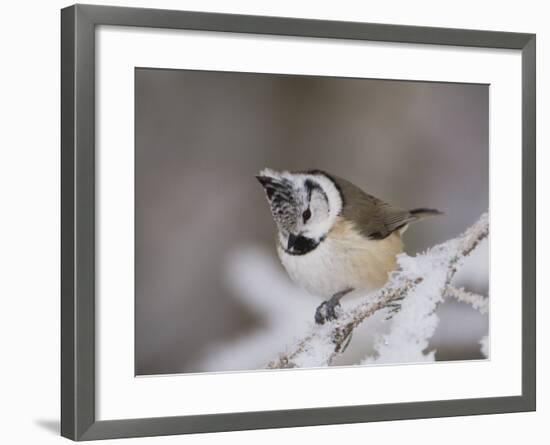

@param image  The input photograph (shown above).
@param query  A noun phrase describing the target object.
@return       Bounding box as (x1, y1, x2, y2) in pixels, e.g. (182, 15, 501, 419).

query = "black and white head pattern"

(256, 168, 344, 254)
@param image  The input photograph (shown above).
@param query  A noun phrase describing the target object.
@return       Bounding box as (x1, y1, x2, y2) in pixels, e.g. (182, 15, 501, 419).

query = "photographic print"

(61, 7, 535, 439)
(135, 68, 489, 376)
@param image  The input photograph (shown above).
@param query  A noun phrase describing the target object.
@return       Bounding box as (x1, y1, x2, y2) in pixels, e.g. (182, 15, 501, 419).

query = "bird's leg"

(315, 288, 353, 325)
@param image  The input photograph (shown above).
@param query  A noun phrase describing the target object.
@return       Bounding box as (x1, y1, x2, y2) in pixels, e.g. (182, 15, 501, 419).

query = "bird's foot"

(315, 299, 342, 325)
(314, 288, 353, 325)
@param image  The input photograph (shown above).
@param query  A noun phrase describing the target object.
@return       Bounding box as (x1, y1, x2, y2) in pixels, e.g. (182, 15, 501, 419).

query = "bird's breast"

(277, 217, 403, 298)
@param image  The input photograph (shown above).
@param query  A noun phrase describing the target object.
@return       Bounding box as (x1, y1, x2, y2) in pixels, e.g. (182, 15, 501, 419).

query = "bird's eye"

(302, 208, 311, 223)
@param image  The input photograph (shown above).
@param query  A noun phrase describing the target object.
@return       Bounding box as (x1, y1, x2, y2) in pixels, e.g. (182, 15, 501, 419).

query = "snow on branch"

(445, 285, 488, 314)
(267, 212, 489, 369)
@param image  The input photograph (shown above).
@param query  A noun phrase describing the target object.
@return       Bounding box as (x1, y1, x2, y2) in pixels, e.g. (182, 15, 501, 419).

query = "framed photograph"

(61, 4, 536, 441)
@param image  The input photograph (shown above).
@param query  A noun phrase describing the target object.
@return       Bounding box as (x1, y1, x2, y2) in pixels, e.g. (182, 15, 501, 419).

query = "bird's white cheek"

(303, 220, 332, 240)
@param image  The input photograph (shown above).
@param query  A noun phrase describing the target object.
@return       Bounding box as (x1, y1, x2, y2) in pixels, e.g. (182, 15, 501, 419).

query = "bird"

(256, 168, 442, 325)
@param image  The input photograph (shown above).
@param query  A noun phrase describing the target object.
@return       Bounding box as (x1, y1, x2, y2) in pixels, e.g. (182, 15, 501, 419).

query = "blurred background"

(135, 68, 488, 375)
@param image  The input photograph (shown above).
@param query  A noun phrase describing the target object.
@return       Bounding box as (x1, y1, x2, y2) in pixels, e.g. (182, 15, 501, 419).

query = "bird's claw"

(315, 299, 342, 325)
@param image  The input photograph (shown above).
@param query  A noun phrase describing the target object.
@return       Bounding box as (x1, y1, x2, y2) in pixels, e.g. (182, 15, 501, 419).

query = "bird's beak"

(287, 233, 298, 251)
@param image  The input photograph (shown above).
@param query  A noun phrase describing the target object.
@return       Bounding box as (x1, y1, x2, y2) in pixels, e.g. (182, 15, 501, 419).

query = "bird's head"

(256, 169, 343, 253)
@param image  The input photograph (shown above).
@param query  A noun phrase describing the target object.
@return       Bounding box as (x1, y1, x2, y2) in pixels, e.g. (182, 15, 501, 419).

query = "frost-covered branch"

(267, 212, 489, 369)
(445, 285, 488, 314)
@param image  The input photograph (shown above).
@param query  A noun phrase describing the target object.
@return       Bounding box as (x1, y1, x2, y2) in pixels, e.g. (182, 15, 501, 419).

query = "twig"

(445, 285, 488, 314)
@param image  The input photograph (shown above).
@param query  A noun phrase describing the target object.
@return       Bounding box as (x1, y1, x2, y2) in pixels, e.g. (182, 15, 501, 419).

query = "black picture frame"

(61, 4, 536, 441)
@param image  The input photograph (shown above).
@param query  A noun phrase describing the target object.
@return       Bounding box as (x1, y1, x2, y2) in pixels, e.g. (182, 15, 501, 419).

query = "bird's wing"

(334, 176, 417, 240)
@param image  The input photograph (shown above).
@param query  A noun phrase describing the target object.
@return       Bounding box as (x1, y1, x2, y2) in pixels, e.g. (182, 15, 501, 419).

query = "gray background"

(135, 68, 488, 375)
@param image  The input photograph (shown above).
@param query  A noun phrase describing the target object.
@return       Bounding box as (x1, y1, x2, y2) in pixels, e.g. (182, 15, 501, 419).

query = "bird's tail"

(409, 207, 444, 221)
